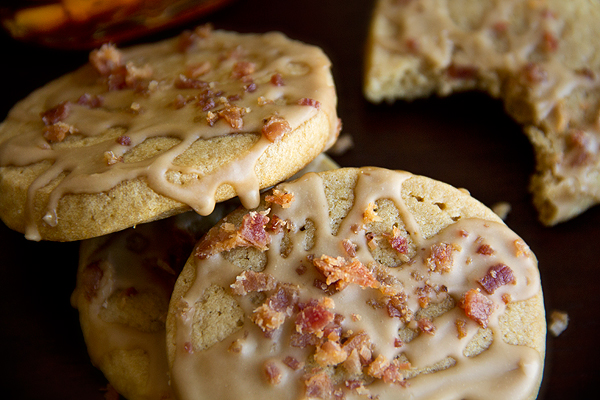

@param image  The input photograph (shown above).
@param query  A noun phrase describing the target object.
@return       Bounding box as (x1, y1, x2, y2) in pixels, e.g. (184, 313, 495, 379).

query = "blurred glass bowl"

(1, 0, 237, 49)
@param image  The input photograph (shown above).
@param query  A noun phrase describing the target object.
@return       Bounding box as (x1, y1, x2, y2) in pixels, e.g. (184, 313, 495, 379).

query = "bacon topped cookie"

(166, 167, 546, 400)
(365, 0, 600, 226)
(0, 25, 339, 241)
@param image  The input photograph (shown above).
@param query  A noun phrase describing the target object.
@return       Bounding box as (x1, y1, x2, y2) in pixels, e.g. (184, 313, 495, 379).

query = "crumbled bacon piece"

(459, 288, 496, 328)
(265, 189, 294, 208)
(477, 264, 515, 294)
(426, 243, 457, 273)
(230, 270, 277, 296)
(513, 239, 531, 257)
(417, 317, 436, 335)
(266, 214, 287, 234)
(104, 150, 121, 165)
(77, 93, 103, 108)
(342, 332, 373, 365)
(304, 370, 334, 399)
(314, 340, 348, 367)
(283, 356, 302, 370)
(41, 101, 71, 126)
(90, 43, 123, 76)
(261, 115, 292, 142)
(521, 62, 548, 84)
(116, 135, 132, 146)
(195, 211, 271, 259)
(252, 284, 300, 332)
(186, 61, 211, 78)
(297, 97, 321, 109)
(264, 361, 282, 385)
(313, 255, 380, 290)
(271, 73, 285, 86)
(231, 61, 256, 79)
(366, 354, 407, 384)
(295, 298, 335, 336)
(209, 104, 245, 129)
(384, 292, 413, 323)
(342, 239, 357, 257)
(542, 31, 559, 52)
(455, 319, 468, 339)
(252, 303, 286, 332)
(387, 226, 408, 254)
(81, 261, 104, 301)
(363, 202, 381, 225)
(43, 122, 78, 143)
(183, 342, 193, 354)
(476, 243, 495, 256)
(447, 63, 478, 79)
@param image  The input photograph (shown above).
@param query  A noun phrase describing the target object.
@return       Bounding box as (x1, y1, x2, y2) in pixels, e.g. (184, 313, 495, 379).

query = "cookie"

(71, 153, 339, 400)
(166, 167, 546, 400)
(0, 24, 339, 241)
(364, 0, 600, 226)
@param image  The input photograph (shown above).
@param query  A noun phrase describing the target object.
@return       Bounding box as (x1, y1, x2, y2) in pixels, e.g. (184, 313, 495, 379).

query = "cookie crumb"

(491, 202, 511, 220)
(548, 310, 569, 337)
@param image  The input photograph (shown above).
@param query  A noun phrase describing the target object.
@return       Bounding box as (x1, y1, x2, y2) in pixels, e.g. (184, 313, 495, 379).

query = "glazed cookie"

(166, 167, 546, 400)
(0, 24, 339, 241)
(71, 153, 339, 400)
(365, 0, 600, 225)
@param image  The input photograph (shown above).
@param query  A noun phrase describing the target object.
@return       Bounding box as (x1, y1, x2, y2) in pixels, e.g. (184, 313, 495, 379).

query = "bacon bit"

(77, 93, 103, 108)
(264, 361, 282, 385)
(385, 293, 413, 323)
(230, 270, 277, 296)
(342, 239, 357, 257)
(315, 340, 348, 367)
(186, 61, 212, 78)
(209, 104, 245, 129)
(459, 288, 496, 328)
(342, 332, 373, 365)
(297, 97, 321, 109)
(175, 74, 208, 90)
(271, 73, 285, 86)
(195, 211, 271, 259)
(476, 244, 495, 256)
(575, 68, 595, 80)
(426, 243, 457, 273)
(417, 317, 436, 335)
(283, 356, 303, 371)
(265, 189, 294, 208)
(116, 135, 132, 146)
(81, 261, 104, 301)
(266, 214, 287, 234)
(304, 370, 334, 399)
(41, 101, 71, 126)
(447, 63, 479, 80)
(405, 37, 420, 53)
(366, 233, 378, 250)
(458, 229, 469, 238)
(313, 255, 380, 290)
(261, 115, 292, 142)
(228, 339, 243, 353)
(387, 226, 409, 254)
(232, 61, 256, 79)
(104, 150, 121, 165)
(492, 21, 508, 34)
(296, 263, 307, 275)
(502, 293, 513, 304)
(513, 239, 531, 257)
(252, 303, 286, 332)
(542, 31, 559, 52)
(366, 354, 389, 379)
(455, 319, 468, 339)
(183, 342, 194, 354)
(43, 121, 78, 143)
(345, 379, 366, 393)
(290, 331, 320, 348)
(244, 81, 257, 92)
(363, 202, 381, 224)
(521, 62, 548, 84)
(295, 298, 335, 336)
(90, 43, 123, 76)
(394, 338, 403, 347)
(478, 264, 516, 294)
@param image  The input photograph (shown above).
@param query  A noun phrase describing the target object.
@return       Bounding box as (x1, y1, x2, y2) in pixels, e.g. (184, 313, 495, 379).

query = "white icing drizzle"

(0, 29, 338, 240)
(171, 167, 544, 400)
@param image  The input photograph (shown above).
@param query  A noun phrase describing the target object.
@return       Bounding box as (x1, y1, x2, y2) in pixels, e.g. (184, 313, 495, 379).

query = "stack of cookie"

(0, 21, 546, 400)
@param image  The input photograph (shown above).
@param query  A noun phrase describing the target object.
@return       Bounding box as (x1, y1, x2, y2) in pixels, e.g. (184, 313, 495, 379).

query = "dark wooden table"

(1, 1, 598, 398)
